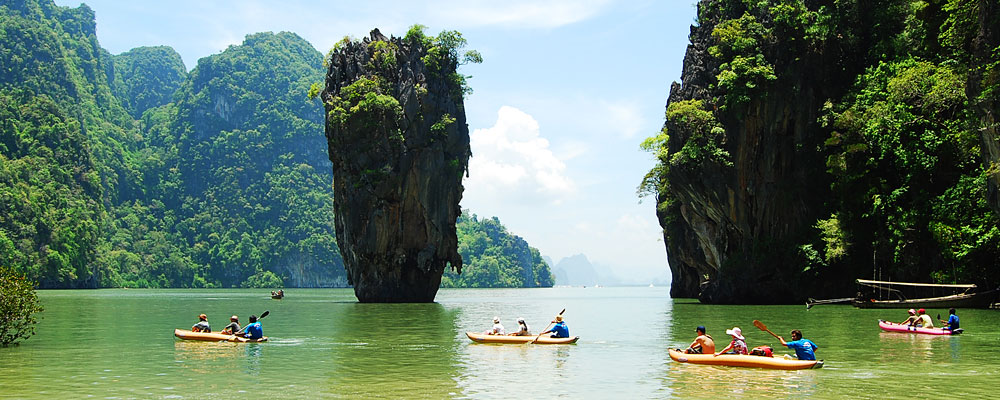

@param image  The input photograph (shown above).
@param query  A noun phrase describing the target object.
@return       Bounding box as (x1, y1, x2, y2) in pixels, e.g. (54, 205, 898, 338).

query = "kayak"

(174, 329, 268, 342)
(878, 320, 961, 335)
(465, 332, 579, 344)
(668, 349, 823, 370)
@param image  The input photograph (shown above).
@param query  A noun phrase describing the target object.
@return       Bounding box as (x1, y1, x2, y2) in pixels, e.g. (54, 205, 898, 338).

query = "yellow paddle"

(530, 308, 565, 344)
(753, 319, 782, 340)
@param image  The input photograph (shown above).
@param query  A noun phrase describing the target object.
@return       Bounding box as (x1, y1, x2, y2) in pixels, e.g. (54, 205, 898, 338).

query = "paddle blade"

(559, 308, 566, 315)
(753, 320, 767, 331)
(260, 310, 270, 319)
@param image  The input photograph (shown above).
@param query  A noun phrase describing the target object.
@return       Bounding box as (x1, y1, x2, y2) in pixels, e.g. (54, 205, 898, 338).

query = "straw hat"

(493, 316, 500, 323)
(555, 315, 564, 322)
(198, 314, 207, 320)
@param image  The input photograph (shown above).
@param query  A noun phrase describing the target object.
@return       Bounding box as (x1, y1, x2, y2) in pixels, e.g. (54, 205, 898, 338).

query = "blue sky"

(55, 0, 699, 284)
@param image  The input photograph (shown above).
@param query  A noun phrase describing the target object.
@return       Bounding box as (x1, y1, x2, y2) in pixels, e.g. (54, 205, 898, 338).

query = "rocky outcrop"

(660, 2, 893, 303)
(322, 29, 469, 302)
(969, 0, 1000, 213)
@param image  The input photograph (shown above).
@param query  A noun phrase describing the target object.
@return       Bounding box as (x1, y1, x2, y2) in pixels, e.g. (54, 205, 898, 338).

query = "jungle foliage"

(0, 0, 550, 289)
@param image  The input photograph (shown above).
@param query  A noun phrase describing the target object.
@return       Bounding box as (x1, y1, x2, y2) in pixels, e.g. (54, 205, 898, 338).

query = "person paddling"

(538, 314, 569, 338)
(236, 314, 263, 340)
(778, 329, 818, 361)
(939, 308, 960, 331)
(684, 325, 715, 354)
(191, 313, 211, 332)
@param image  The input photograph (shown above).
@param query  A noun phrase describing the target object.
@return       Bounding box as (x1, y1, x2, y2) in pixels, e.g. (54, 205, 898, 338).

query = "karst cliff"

(648, 1, 1000, 303)
(321, 28, 472, 302)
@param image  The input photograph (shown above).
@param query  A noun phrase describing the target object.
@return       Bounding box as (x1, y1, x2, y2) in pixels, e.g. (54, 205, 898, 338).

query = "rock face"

(322, 29, 469, 302)
(659, 2, 893, 303)
(970, 0, 1000, 213)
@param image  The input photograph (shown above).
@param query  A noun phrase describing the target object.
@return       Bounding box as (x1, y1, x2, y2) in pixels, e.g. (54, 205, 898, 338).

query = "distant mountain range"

(549, 254, 669, 286)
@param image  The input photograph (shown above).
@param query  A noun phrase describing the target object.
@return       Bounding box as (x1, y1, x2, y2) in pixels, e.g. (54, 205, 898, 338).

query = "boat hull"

(174, 329, 268, 342)
(668, 349, 823, 370)
(877, 320, 958, 335)
(465, 332, 579, 344)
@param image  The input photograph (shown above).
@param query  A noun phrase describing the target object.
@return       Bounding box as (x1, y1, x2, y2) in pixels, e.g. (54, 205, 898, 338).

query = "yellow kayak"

(173, 329, 268, 343)
(465, 331, 579, 344)
(669, 348, 822, 370)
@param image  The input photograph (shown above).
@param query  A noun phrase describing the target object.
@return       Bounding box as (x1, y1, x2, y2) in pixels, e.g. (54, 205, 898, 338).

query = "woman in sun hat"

(714, 326, 748, 356)
(898, 309, 919, 326)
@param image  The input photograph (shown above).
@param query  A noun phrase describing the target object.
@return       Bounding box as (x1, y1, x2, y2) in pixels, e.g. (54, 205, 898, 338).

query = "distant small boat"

(271, 290, 284, 299)
(878, 320, 961, 335)
(174, 329, 268, 342)
(465, 332, 579, 344)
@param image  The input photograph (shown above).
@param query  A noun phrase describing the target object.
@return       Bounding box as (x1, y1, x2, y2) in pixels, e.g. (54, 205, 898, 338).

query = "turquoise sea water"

(1, 287, 997, 399)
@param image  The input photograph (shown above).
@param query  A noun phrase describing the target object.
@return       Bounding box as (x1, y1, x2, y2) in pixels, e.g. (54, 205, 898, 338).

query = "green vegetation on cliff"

(643, 0, 1000, 301)
(1, 1, 552, 289)
(442, 212, 554, 288)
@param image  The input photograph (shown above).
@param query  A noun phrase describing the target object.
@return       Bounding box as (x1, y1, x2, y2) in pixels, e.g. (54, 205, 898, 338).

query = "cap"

(918, 308, 926, 314)
(697, 325, 706, 333)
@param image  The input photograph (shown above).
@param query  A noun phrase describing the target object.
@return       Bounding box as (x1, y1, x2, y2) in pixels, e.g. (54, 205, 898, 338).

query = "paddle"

(753, 320, 782, 340)
(530, 308, 566, 344)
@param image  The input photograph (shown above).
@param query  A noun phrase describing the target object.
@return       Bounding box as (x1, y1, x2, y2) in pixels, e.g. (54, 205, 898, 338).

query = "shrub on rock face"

(0, 266, 44, 346)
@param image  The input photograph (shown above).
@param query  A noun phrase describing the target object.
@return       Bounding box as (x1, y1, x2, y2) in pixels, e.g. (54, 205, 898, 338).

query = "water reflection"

(667, 362, 819, 398)
(323, 302, 461, 398)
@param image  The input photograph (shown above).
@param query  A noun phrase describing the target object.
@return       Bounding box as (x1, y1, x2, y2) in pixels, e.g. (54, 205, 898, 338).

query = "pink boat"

(878, 320, 961, 335)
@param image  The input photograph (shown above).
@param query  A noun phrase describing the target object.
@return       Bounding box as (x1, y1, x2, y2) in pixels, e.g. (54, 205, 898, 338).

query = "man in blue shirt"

(540, 315, 569, 338)
(939, 308, 960, 331)
(238, 314, 263, 340)
(778, 329, 818, 361)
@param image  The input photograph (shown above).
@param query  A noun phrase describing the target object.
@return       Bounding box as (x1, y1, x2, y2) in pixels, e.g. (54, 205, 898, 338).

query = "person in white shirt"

(485, 316, 505, 335)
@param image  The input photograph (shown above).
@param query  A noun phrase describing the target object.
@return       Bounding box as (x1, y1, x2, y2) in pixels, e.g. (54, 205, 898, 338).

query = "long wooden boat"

(668, 349, 823, 370)
(174, 329, 268, 342)
(853, 280, 999, 309)
(877, 320, 961, 335)
(465, 332, 579, 344)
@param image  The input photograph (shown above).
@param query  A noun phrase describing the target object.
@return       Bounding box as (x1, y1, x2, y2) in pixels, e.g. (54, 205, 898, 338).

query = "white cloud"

(465, 106, 575, 205)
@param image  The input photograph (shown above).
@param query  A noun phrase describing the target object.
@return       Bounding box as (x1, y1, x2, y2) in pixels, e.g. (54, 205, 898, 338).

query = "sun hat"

(725, 327, 744, 340)
(198, 313, 207, 320)
(555, 315, 564, 322)
(231, 315, 239, 321)
(907, 309, 916, 315)
(517, 317, 525, 323)
(493, 316, 500, 323)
